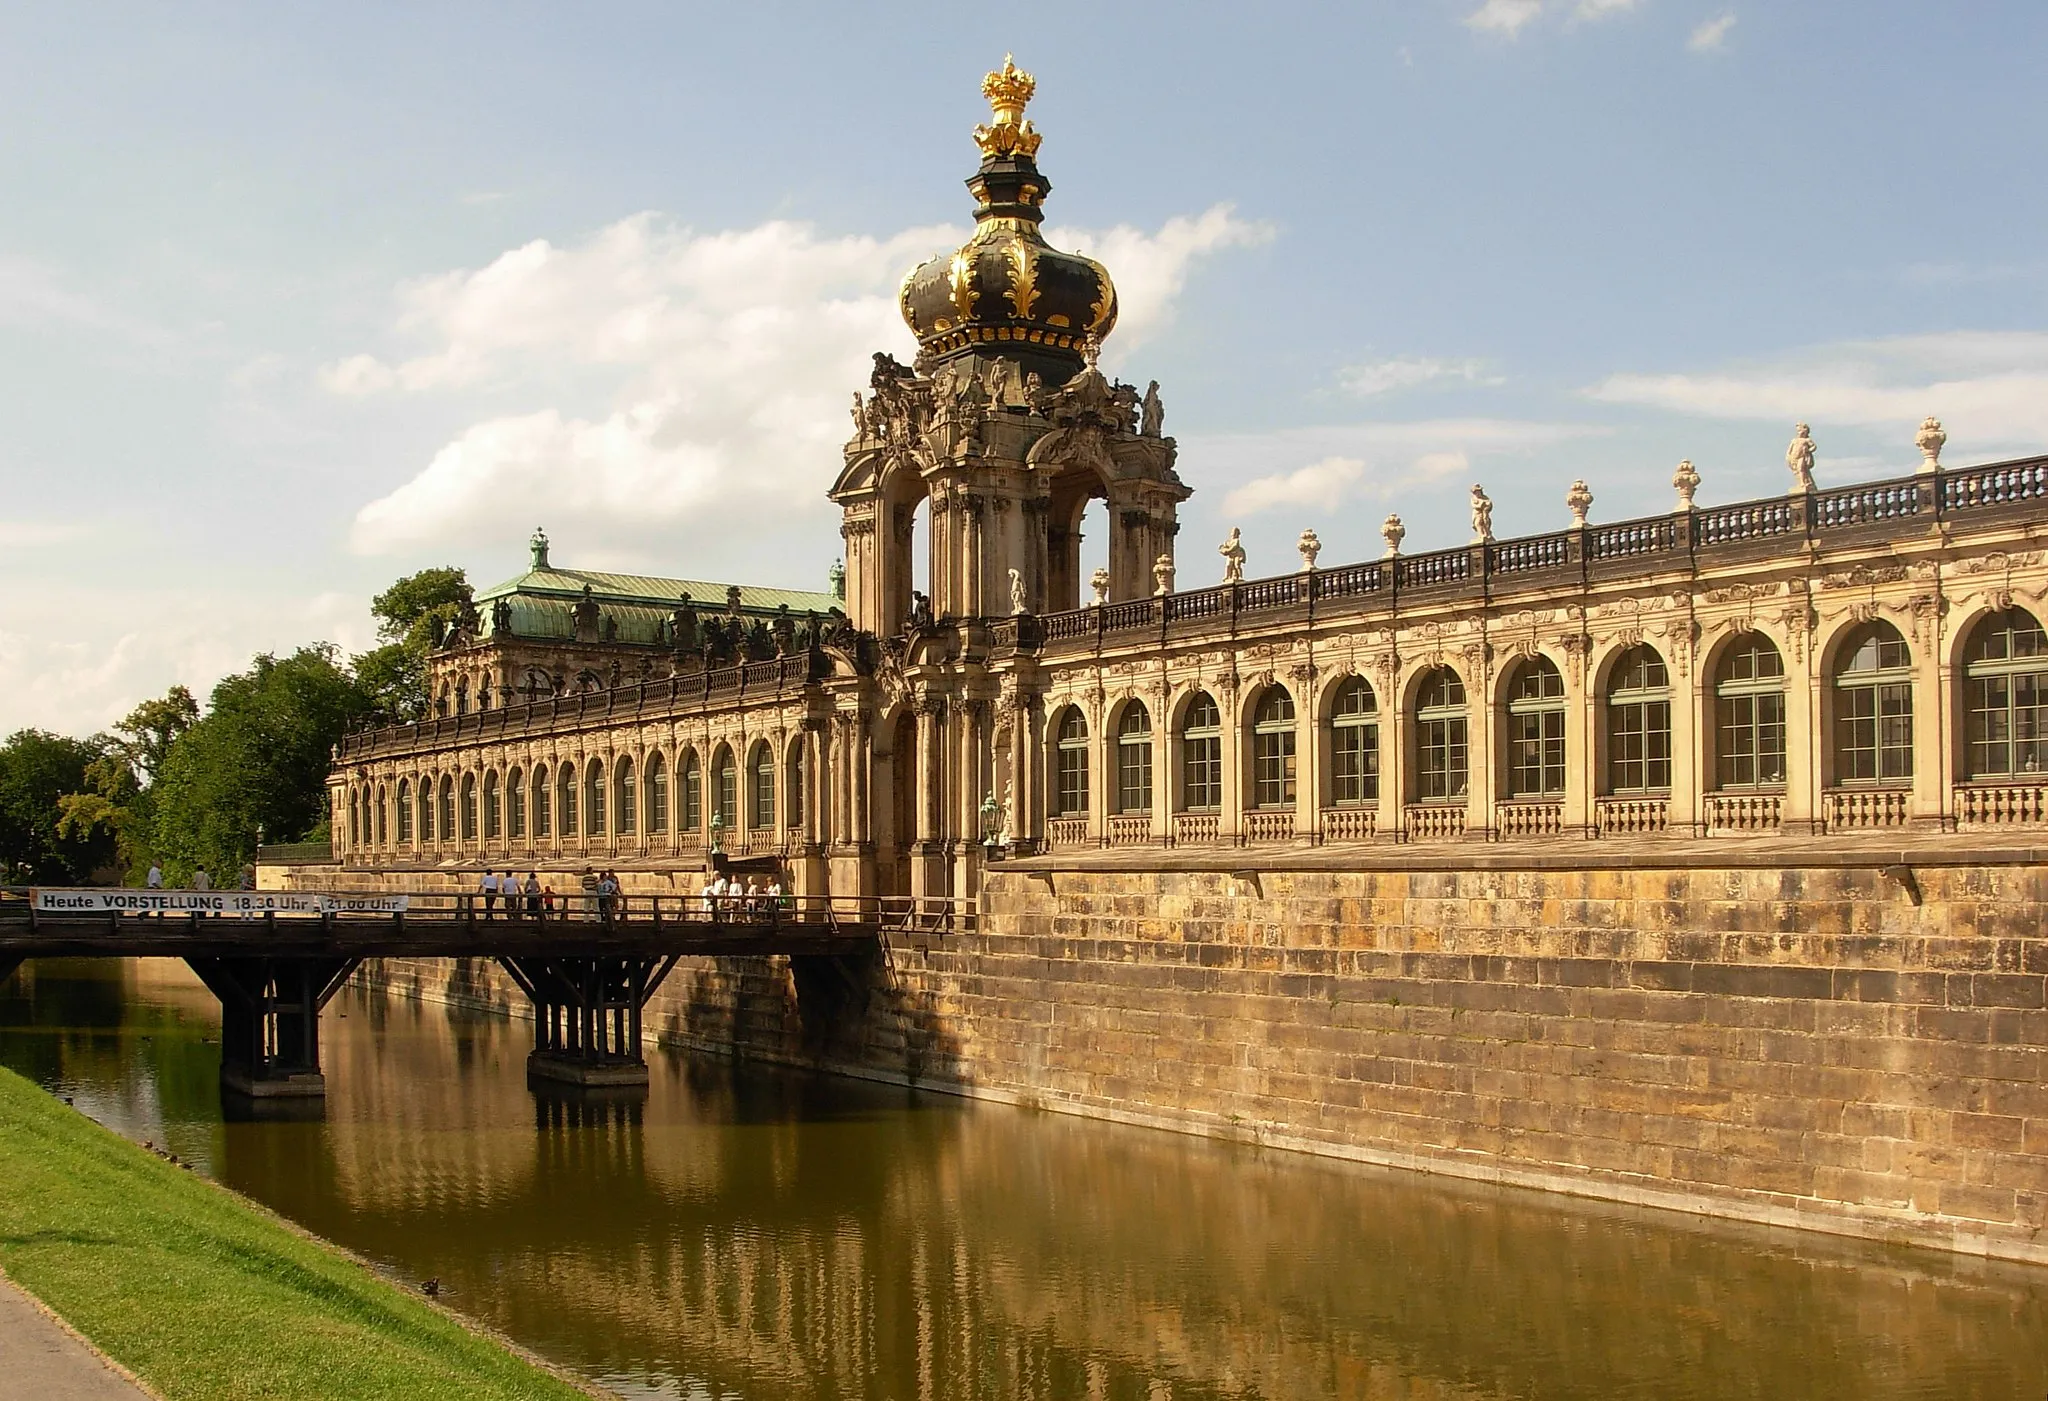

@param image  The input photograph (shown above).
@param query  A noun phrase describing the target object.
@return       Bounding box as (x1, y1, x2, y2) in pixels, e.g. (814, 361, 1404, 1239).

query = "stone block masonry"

(326, 839, 2048, 1264)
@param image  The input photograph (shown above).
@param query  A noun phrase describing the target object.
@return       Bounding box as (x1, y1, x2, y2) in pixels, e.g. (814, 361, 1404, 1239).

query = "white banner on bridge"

(30, 889, 410, 916)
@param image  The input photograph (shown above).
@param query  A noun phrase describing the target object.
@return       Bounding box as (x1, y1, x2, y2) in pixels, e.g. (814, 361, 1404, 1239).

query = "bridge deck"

(0, 893, 962, 962)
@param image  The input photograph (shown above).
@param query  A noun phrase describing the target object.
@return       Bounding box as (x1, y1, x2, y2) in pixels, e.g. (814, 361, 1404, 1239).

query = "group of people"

(697, 873, 787, 921)
(476, 869, 551, 918)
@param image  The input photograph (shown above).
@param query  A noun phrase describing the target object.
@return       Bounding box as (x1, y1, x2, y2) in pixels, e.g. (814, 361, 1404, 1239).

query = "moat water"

(3, 958, 2045, 1401)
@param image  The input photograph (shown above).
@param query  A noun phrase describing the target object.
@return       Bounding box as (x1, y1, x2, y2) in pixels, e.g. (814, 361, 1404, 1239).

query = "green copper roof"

(474, 565, 841, 647)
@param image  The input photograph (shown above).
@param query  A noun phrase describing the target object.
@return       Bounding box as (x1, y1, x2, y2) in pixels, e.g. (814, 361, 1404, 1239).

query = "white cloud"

(1572, 0, 1638, 18)
(338, 206, 1268, 558)
(1585, 331, 2048, 451)
(1688, 13, 1736, 51)
(1338, 355, 1500, 396)
(1211, 419, 1599, 516)
(1465, 0, 1544, 36)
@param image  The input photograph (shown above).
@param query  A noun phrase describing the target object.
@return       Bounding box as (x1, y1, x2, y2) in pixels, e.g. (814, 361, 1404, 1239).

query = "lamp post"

(980, 792, 1005, 862)
(709, 810, 724, 857)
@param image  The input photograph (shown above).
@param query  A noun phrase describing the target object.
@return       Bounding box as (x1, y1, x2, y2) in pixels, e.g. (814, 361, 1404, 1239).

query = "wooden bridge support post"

(184, 957, 360, 1099)
(498, 955, 681, 1089)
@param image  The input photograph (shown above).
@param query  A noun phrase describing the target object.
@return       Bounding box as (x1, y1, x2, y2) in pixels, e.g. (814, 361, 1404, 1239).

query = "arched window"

(1833, 622, 1913, 784)
(785, 742, 805, 830)
(1505, 657, 1566, 798)
(533, 764, 551, 838)
(617, 756, 637, 836)
(560, 762, 579, 837)
(420, 778, 435, 842)
(1116, 703, 1153, 813)
(1414, 668, 1468, 802)
(439, 775, 456, 843)
(508, 768, 526, 840)
(647, 753, 668, 835)
(1964, 608, 2048, 779)
(682, 750, 703, 834)
(1715, 636, 1787, 788)
(1180, 693, 1222, 812)
(586, 759, 606, 837)
(1250, 687, 1297, 808)
(483, 770, 501, 840)
(461, 774, 478, 840)
(1054, 708, 1090, 817)
(1606, 646, 1672, 793)
(397, 778, 414, 843)
(348, 790, 361, 852)
(713, 746, 738, 832)
(1329, 678, 1379, 805)
(375, 784, 388, 847)
(750, 743, 776, 830)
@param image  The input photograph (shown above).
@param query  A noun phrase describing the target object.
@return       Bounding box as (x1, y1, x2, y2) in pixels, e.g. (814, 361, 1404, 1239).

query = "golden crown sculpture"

(973, 55, 1043, 160)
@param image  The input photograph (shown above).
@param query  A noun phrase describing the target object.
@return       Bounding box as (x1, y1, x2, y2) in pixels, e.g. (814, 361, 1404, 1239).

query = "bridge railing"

(0, 888, 975, 939)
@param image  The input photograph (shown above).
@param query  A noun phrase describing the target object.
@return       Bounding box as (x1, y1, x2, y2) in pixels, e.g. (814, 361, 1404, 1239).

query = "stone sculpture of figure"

(984, 356, 1014, 408)
(1470, 484, 1495, 544)
(572, 585, 600, 642)
(725, 584, 743, 616)
(828, 561, 845, 601)
(607, 659, 622, 689)
(907, 590, 934, 631)
(746, 619, 774, 660)
(1153, 553, 1176, 597)
(491, 597, 513, 636)
(1110, 380, 1140, 433)
(1140, 380, 1164, 437)
(772, 604, 796, 656)
(1023, 370, 1044, 408)
(670, 594, 699, 653)
(1089, 566, 1111, 605)
(601, 614, 619, 643)
(1298, 528, 1322, 572)
(1672, 459, 1701, 511)
(1009, 567, 1029, 615)
(427, 615, 447, 649)
(850, 390, 866, 434)
(1381, 513, 1406, 558)
(1917, 415, 1947, 472)
(1786, 423, 1817, 494)
(1219, 527, 1246, 583)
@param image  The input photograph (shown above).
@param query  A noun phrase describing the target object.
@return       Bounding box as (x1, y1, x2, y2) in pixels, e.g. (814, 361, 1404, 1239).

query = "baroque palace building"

(330, 59, 2048, 900)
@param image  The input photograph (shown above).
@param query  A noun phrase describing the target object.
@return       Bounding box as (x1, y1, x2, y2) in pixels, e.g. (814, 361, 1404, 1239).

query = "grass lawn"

(0, 1065, 597, 1400)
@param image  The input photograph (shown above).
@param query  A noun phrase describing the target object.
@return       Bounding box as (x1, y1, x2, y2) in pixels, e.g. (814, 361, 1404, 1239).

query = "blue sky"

(2, 2, 2044, 731)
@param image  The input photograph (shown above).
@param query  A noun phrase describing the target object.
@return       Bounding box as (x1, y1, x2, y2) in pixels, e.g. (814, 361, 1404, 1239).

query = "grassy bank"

(0, 1065, 596, 1400)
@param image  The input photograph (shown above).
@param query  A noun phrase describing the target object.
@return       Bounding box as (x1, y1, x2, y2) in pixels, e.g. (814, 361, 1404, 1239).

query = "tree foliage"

(0, 730, 116, 881)
(147, 647, 373, 880)
(356, 567, 471, 722)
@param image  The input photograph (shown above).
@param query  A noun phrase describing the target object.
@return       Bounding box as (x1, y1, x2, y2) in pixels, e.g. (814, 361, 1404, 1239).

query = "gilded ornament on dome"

(973, 56, 1043, 160)
(1080, 254, 1117, 335)
(1006, 239, 1039, 320)
(948, 249, 976, 320)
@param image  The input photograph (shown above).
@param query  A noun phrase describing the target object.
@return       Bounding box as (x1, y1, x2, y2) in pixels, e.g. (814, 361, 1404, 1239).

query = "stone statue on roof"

(572, 585, 600, 642)
(670, 593, 699, 653)
(1141, 381, 1164, 438)
(490, 597, 513, 637)
(772, 604, 796, 656)
(725, 585, 743, 617)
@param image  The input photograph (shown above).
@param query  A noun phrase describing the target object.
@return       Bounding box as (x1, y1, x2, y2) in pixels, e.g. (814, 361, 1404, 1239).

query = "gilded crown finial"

(974, 56, 1043, 160)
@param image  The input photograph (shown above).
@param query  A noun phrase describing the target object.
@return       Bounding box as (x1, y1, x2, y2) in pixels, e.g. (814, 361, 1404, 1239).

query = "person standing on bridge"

(479, 869, 499, 919)
(192, 867, 210, 892)
(523, 871, 541, 919)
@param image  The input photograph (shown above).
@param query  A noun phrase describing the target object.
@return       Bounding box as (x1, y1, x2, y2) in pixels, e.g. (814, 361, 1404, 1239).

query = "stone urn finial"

(1152, 553, 1175, 597)
(1786, 422, 1817, 494)
(1381, 513, 1405, 558)
(1089, 566, 1110, 606)
(1917, 415, 1947, 473)
(1566, 479, 1594, 528)
(1297, 527, 1321, 572)
(1672, 459, 1701, 511)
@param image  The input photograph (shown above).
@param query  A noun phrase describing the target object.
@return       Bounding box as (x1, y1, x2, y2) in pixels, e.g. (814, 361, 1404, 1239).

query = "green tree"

(52, 686, 202, 882)
(355, 567, 471, 721)
(0, 730, 116, 882)
(149, 647, 373, 880)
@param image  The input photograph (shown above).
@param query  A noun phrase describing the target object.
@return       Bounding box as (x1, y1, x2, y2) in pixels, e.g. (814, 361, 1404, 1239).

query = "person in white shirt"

(192, 868, 211, 891)
(145, 864, 163, 890)
(698, 877, 719, 917)
(479, 869, 500, 919)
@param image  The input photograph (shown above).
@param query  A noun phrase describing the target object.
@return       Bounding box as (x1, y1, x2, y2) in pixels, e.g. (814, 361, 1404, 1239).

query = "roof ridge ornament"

(974, 56, 1043, 160)
(530, 526, 550, 570)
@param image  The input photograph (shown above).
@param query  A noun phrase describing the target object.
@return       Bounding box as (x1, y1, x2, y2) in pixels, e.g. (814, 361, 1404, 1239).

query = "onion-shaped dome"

(899, 58, 1116, 383)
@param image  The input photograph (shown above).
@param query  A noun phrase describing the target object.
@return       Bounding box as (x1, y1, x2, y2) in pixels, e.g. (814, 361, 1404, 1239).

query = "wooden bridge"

(0, 891, 967, 1099)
